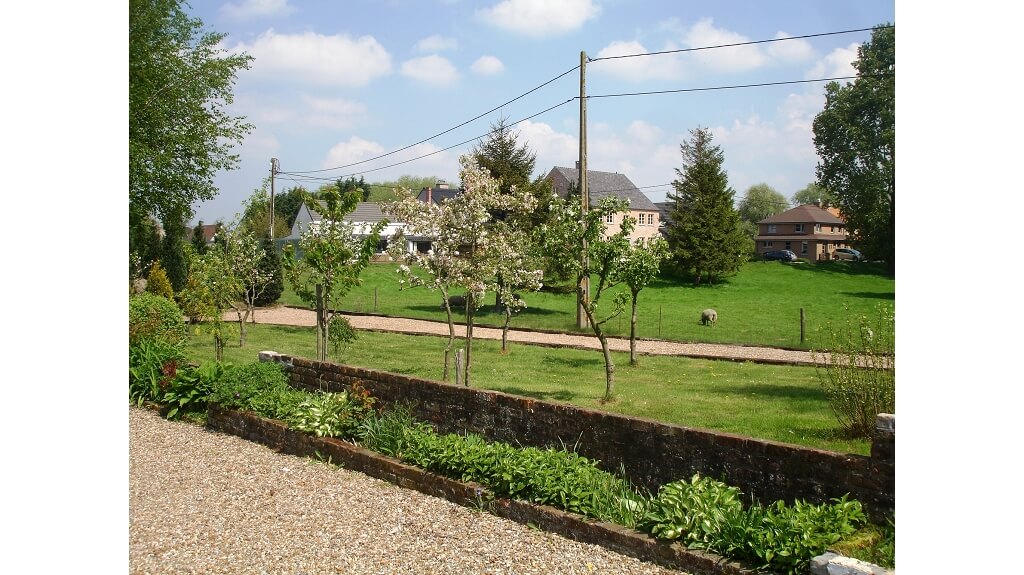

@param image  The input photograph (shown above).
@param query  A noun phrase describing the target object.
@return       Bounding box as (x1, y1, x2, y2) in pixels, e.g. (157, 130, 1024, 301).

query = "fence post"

(374, 287, 379, 313)
(800, 307, 805, 344)
(454, 348, 464, 386)
(659, 305, 663, 338)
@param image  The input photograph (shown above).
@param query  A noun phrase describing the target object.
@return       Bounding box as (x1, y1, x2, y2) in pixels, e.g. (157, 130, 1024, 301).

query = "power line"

(285, 64, 581, 175)
(279, 98, 576, 183)
(588, 25, 891, 62)
(587, 74, 890, 99)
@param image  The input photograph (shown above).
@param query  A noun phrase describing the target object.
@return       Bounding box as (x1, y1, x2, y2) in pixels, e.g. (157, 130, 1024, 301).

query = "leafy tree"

(737, 183, 788, 224)
(664, 127, 749, 285)
(283, 186, 385, 361)
(613, 236, 670, 366)
(177, 247, 239, 360)
(812, 24, 895, 268)
(273, 186, 309, 230)
(161, 209, 190, 292)
(790, 182, 835, 208)
(129, 211, 163, 277)
(239, 178, 293, 239)
(540, 195, 633, 401)
(219, 227, 275, 347)
(472, 116, 536, 198)
(129, 0, 253, 227)
(337, 176, 368, 202)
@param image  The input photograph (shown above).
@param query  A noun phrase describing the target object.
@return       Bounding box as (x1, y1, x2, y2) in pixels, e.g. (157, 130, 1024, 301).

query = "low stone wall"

(260, 352, 894, 521)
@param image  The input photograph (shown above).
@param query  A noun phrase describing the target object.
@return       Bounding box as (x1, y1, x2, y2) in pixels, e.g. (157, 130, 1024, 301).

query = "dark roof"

(759, 204, 844, 225)
(348, 202, 388, 223)
(754, 234, 848, 241)
(416, 187, 461, 205)
(186, 223, 219, 243)
(545, 166, 659, 212)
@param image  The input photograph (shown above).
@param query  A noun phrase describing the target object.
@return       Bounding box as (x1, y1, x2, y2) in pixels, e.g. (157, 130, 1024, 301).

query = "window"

(801, 241, 808, 255)
(647, 213, 655, 225)
(606, 214, 614, 223)
(815, 224, 822, 232)
(767, 224, 777, 233)
(763, 241, 773, 248)
(785, 241, 792, 251)
(794, 223, 804, 233)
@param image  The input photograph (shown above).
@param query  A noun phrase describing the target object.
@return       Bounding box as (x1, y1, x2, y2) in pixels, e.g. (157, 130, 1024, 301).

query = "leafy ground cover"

(278, 260, 894, 349)
(185, 323, 870, 454)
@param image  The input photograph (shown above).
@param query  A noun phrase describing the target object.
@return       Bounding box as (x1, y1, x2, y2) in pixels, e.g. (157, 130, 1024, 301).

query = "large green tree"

(129, 0, 252, 229)
(737, 183, 789, 224)
(790, 182, 835, 208)
(812, 24, 895, 268)
(664, 127, 748, 285)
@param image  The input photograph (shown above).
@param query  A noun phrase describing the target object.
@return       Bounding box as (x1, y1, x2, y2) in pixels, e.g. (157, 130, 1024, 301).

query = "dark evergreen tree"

(129, 207, 163, 276)
(160, 209, 190, 292)
(191, 220, 208, 255)
(250, 236, 284, 306)
(664, 127, 748, 285)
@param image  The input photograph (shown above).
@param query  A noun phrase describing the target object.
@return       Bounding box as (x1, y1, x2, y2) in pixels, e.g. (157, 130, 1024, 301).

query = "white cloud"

(235, 92, 366, 130)
(322, 136, 386, 170)
(476, 0, 600, 37)
(592, 40, 682, 82)
(471, 55, 505, 75)
(401, 55, 459, 86)
(299, 95, 367, 129)
(230, 30, 392, 86)
(627, 120, 661, 145)
(807, 43, 860, 79)
(220, 0, 294, 21)
(684, 18, 767, 72)
(766, 32, 815, 63)
(515, 120, 578, 174)
(415, 34, 458, 52)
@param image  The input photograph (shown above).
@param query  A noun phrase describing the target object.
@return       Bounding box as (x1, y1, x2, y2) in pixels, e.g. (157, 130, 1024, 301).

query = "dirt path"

(234, 306, 820, 366)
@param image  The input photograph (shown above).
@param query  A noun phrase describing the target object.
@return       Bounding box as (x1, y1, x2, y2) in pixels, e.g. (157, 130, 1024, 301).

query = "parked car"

(763, 250, 797, 262)
(833, 248, 863, 262)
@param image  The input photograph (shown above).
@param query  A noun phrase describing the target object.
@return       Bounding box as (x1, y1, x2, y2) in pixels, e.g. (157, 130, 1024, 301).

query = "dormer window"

(794, 224, 804, 233)
(767, 224, 777, 233)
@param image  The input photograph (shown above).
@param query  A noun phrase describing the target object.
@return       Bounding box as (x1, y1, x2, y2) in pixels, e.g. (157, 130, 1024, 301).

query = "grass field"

(186, 322, 871, 455)
(279, 259, 894, 349)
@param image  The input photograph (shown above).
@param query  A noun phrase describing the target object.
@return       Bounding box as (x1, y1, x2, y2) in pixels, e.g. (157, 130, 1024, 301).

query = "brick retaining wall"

(260, 352, 894, 521)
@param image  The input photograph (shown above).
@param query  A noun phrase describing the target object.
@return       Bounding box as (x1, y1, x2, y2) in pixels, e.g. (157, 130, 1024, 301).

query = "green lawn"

(187, 322, 870, 455)
(279, 259, 894, 349)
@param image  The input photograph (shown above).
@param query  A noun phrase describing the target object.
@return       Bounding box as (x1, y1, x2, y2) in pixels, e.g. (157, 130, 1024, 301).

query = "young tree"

(283, 187, 385, 361)
(239, 178, 293, 239)
(129, 0, 252, 230)
(664, 127, 748, 285)
(737, 183, 789, 224)
(491, 223, 544, 353)
(540, 195, 633, 401)
(161, 208, 190, 293)
(218, 228, 274, 347)
(813, 24, 895, 268)
(790, 182, 835, 208)
(191, 220, 208, 255)
(177, 247, 240, 361)
(251, 236, 284, 307)
(613, 236, 670, 366)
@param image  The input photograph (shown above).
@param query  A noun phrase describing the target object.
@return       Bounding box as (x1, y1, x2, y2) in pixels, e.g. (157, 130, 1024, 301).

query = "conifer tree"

(664, 127, 748, 285)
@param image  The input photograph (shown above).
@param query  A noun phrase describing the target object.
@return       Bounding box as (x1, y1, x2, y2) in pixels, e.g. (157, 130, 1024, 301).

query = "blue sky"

(187, 0, 895, 225)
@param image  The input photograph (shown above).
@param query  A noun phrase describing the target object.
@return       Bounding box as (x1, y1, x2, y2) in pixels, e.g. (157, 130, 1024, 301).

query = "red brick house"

(755, 204, 852, 261)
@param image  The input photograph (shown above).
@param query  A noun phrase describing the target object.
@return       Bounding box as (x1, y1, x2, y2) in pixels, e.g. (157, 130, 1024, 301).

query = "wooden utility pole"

(577, 51, 590, 330)
(270, 158, 279, 239)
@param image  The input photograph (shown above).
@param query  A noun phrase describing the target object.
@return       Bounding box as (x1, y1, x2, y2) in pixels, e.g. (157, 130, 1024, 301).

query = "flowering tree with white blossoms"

(283, 187, 385, 361)
(217, 227, 275, 347)
(490, 222, 543, 353)
(383, 155, 540, 385)
(612, 235, 670, 366)
(539, 194, 633, 401)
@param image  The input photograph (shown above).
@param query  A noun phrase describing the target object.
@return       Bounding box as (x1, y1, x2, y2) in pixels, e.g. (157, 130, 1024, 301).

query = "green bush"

(208, 361, 307, 421)
(129, 338, 186, 406)
(129, 292, 188, 346)
(640, 473, 745, 547)
(251, 237, 283, 306)
(813, 303, 895, 438)
(146, 260, 175, 300)
(328, 315, 357, 361)
(287, 391, 366, 437)
(163, 361, 227, 420)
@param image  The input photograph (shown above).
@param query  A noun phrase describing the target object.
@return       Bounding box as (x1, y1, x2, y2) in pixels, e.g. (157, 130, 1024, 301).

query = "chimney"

(437, 180, 449, 190)
(427, 187, 432, 204)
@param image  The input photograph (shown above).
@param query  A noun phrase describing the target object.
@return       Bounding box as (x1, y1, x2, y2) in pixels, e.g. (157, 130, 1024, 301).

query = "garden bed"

(206, 404, 755, 575)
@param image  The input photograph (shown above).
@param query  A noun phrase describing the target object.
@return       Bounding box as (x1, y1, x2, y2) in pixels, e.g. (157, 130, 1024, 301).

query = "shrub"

(129, 292, 188, 346)
(287, 391, 366, 438)
(640, 474, 745, 547)
(163, 361, 227, 420)
(813, 303, 895, 438)
(328, 315, 358, 361)
(129, 338, 186, 406)
(250, 237, 283, 306)
(145, 260, 175, 300)
(209, 361, 307, 421)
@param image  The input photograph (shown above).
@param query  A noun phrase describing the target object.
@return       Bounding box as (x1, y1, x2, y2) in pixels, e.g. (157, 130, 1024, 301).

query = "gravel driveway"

(237, 306, 820, 366)
(130, 406, 687, 575)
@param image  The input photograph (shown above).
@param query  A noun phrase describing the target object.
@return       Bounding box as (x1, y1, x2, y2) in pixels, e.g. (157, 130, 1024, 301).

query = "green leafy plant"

(163, 361, 227, 420)
(287, 391, 364, 438)
(129, 338, 186, 406)
(813, 303, 894, 438)
(208, 362, 307, 421)
(145, 260, 175, 300)
(640, 474, 745, 547)
(129, 292, 188, 346)
(327, 315, 358, 361)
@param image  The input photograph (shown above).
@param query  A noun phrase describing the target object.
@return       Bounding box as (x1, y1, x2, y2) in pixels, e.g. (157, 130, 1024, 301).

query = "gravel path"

(238, 306, 820, 366)
(129, 406, 688, 575)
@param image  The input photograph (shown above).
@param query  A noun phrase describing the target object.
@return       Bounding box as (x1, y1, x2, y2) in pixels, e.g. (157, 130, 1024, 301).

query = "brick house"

(755, 204, 852, 261)
(545, 165, 661, 242)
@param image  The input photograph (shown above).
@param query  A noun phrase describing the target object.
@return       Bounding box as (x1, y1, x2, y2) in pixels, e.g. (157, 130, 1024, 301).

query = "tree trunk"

(464, 294, 475, 386)
(501, 304, 511, 353)
(629, 291, 639, 366)
(583, 303, 616, 402)
(442, 289, 454, 381)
